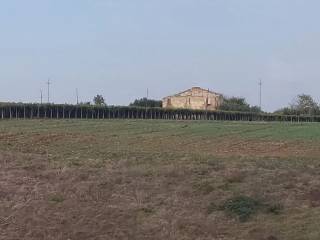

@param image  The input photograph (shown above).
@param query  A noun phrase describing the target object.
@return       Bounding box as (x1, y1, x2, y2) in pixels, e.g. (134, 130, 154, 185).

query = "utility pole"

(259, 79, 262, 110)
(40, 89, 43, 104)
(146, 88, 149, 109)
(47, 79, 51, 103)
(76, 88, 79, 105)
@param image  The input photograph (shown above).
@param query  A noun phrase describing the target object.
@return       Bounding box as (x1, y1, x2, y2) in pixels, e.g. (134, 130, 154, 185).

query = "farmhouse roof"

(164, 87, 222, 99)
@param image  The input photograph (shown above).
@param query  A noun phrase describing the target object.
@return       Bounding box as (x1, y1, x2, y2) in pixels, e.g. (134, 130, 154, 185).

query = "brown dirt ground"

(1, 128, 320, 240)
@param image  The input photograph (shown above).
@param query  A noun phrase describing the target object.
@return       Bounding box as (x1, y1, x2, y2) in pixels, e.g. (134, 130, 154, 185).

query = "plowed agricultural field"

(1, 120, 320, 240)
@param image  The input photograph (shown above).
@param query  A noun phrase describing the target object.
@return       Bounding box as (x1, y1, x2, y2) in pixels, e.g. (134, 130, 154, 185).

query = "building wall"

(163, 87, 223, 110)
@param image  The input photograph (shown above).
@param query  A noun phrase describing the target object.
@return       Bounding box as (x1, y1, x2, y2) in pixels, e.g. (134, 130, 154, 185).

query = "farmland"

(1, 120, 320, 240)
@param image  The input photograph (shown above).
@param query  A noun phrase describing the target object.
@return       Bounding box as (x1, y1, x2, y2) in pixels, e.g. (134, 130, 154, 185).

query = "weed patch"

(194, 180, 215, 195)
(49, 194, 65, 203)
(210, 196, 284, 221)
(222, 196, 261, 221)
(265, 203, 283, 215)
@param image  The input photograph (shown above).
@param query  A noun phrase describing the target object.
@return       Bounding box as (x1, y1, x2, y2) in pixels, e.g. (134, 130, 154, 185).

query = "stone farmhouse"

(162, 87, 223, 110)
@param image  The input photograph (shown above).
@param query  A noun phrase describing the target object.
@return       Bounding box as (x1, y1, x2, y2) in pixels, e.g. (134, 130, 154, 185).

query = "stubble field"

(1, 120, 320, 240)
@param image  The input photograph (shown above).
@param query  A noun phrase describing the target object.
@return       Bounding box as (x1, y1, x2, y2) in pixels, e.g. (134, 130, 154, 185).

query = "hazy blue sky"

(1, 0, 320, 111)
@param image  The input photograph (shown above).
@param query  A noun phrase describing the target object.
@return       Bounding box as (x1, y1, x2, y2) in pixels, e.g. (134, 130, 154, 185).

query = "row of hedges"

(0, 103, 320, 122)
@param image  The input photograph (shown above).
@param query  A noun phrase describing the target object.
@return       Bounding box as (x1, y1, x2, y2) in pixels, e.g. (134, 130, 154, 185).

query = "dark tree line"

(3, 93, 319, 117)
(129, 98, 162, 108)
(218, 97, 261, 113)
(0, 103, 319, 122)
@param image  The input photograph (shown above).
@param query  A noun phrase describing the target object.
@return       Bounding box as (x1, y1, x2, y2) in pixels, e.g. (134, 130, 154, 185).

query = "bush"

(221, 196, 261, 221)
(208, 196, 284, 222)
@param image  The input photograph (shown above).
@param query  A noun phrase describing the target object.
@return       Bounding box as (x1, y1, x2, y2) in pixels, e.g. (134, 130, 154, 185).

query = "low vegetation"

(129, 97, 162, 108)
(219, 96, 261, 113)
(1, 120, 320, 239)
(93, 94, 106, 106)
(275, 94, 320, 115)
(220, 196, 261, 221)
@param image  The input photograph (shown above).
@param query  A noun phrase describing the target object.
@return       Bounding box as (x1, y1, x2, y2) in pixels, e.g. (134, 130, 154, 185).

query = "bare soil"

(1, 120, 320, 240)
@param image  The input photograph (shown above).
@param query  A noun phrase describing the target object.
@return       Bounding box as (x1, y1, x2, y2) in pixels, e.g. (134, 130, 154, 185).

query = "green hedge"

(0, 103, 319, 122)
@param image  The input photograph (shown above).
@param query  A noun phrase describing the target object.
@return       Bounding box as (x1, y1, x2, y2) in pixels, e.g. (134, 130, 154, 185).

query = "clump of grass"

(207, 159, 225, 171)
(208, 196, 284, 222)
(68, 158, 82, 167)
(49, 194, 65, 203)
(194, 181, 215, 195)
(221, 196, 261, 221)
(266, 236, 278, 240)
(265, 203, 283, 215)
(207, 202, 219, 214)
(139, 207, 154, 215)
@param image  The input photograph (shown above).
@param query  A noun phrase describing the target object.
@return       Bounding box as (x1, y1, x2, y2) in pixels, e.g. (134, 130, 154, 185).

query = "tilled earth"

(1, 120, 320, 240)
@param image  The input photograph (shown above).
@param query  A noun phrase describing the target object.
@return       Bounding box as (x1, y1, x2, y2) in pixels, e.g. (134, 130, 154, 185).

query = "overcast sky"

(1, 0, 320, 111)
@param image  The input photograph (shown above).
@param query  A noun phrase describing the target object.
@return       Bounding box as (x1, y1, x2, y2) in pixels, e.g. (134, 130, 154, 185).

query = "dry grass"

(0, 120, 320, 240)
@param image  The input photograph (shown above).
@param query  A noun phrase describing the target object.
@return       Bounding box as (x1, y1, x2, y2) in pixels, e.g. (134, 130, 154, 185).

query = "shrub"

(209, 196, 284, 221)
(221, 196, 261, 221)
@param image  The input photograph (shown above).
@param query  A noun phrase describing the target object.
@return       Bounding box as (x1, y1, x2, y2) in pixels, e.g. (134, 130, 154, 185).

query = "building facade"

(162, 87, 223, 110)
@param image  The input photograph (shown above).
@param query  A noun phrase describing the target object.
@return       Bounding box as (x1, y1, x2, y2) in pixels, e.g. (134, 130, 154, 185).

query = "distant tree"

(219, 97, 261, 112)
(275, 94, 319, 115)
(291, 94, 319, 115)
(129, 98, 162, 108)
(249, 105, 262, 113)
(274, 107, 294, 115)
(93, 95, 106, 106)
